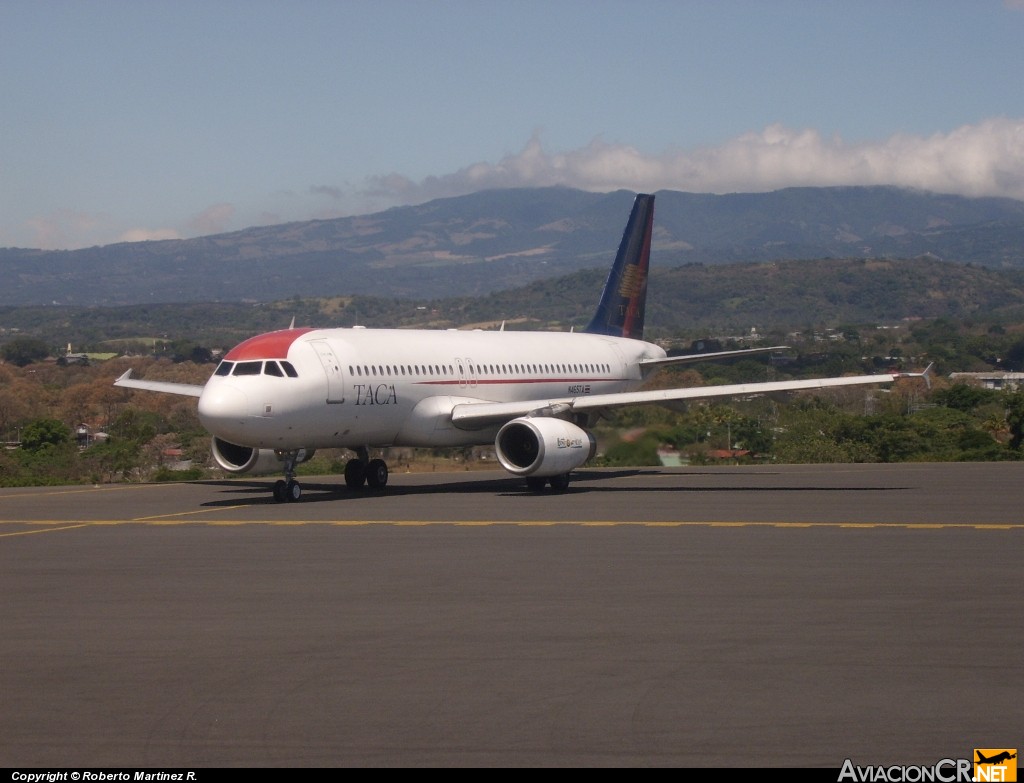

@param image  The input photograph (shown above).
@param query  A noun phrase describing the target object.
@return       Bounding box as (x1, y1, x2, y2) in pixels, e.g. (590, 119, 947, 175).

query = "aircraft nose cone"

(198, 384, 249, 435)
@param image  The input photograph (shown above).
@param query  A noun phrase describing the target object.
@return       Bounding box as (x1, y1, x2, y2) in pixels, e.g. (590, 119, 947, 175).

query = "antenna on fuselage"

(289, 316, 296, 329)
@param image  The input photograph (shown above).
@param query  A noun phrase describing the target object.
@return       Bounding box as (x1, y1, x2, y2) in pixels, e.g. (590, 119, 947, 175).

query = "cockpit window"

(232, 361, 263, 376)
(218, 359, 297, 377)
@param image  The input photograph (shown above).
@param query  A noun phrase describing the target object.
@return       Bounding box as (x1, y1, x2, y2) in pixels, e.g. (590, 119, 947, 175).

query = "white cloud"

(187, 203, 235, 236)
(310, 185, 343, 200)
(117, 227, 181, 243)
(360, 118, 1024, 205)
(20, 118, 1024, 251)
(24, 210, 113, 250)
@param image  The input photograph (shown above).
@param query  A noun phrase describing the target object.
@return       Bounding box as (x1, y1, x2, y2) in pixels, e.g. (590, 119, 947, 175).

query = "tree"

(0, 376, 40, 440)
(20, 418, 71, 451)
(83, 439, 140, 483)
(933, 384, 996, 412)
(1005, 392, 1024, 451)
(1, 337, 50, 367)
(108, 408, 161, 443)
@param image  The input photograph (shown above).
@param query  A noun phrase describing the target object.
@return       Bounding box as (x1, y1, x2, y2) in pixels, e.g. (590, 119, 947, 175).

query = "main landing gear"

(525, 473, 571, 492)
(344, 447, 389, 491)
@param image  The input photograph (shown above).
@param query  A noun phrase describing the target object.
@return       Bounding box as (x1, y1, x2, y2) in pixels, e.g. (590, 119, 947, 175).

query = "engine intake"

(495, 417, 596, 477)
(210, 437, 314, 475)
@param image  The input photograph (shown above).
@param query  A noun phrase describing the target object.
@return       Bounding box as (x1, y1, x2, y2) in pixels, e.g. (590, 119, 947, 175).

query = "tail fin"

(584, 193, 655, 339)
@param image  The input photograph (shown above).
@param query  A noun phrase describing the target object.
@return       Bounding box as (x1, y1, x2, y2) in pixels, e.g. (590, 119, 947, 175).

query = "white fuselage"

(197, 327, 666, 451)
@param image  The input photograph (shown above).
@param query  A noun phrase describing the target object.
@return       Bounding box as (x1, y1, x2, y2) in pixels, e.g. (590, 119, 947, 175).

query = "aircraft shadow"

(192, 472, 907, 507)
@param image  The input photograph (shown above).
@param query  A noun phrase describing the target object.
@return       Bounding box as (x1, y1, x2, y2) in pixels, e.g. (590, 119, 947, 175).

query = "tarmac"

(1, 462, 1021, 767)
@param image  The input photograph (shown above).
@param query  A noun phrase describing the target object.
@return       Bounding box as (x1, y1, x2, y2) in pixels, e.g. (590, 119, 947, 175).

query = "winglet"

(584, 193, 655, 340)
(896, 362, 934, 389)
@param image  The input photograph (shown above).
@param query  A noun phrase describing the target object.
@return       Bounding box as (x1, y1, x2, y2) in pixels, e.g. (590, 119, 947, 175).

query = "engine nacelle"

(495, 417, 597, 477)
(210, 437, 314, 475)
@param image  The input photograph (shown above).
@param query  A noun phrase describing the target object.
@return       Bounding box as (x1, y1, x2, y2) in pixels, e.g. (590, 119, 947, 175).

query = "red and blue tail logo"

(584, 193, 655, 340)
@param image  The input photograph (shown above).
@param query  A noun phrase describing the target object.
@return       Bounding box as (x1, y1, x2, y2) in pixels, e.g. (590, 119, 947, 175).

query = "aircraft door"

(456, 358, 477, 389)
(310, 339, 345, 403)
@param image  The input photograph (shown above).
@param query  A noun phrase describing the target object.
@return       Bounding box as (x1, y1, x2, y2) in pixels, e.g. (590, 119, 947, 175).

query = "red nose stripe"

(224, 328, 314, 361)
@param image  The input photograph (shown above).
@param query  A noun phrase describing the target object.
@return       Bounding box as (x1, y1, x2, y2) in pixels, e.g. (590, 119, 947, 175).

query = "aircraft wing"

(451, 371, 909, 430)
(114, 369, 205, 398)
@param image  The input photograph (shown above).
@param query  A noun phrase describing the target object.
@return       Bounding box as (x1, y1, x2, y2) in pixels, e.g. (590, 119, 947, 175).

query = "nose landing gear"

(272, 450, 303, 502)
(273, 478, 301, 502)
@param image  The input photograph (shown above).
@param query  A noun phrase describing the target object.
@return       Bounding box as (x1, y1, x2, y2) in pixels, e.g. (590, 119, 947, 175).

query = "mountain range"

(3, 185, 1024, 307)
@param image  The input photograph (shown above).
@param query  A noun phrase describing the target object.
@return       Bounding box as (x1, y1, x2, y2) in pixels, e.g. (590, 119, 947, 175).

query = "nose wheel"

(272, 451, 303, 502)
(273, 478, 302, 502)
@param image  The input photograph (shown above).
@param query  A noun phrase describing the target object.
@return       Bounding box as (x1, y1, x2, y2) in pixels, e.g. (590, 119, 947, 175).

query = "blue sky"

(3, 0, 1023, 249)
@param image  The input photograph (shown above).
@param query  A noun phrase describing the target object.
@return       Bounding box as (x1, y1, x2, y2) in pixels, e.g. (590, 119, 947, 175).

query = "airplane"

(977, 751, 1016, 765)
(114, 193, 926, 502)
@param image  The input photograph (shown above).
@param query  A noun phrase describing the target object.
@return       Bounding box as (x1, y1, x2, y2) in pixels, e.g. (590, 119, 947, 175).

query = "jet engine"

(495, 417, 597, 477)
(210, 437, 314, 475)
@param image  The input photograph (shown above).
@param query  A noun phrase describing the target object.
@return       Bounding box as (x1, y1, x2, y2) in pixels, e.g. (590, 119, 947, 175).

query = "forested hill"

(647, 257, 1024, 332)
(2, 186, 1024, 307)
(4, 257, 1024, 348)
(440, 257, 1024, 335)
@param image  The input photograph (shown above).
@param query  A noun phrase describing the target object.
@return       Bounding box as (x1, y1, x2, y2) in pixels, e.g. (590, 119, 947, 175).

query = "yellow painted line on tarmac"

(0, 483, 176, 500)
(0, 523, 92, 537)
(133, 505, 249, 521)
(2, 519, 1023, 531)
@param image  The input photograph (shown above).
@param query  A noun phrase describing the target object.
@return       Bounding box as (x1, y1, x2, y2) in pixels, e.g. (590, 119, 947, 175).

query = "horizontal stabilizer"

(638, 345, 790, 372)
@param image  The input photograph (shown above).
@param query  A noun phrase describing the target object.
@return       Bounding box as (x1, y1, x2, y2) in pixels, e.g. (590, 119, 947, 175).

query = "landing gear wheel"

(344, 458, 366, 489)
(273, 479, 287, 502)
(526, 476, 547, 492)
(549, 473, 570, 492)
(285, 479, 302, 502)
(366, 458, 389, 489)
